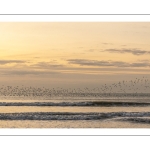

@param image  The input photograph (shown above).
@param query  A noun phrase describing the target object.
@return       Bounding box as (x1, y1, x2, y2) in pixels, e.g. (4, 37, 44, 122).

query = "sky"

(0, 22, 150, 88)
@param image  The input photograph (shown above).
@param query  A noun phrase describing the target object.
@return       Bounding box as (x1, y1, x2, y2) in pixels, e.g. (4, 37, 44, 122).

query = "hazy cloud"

(67, 59, 150, 67)
(0, 60, 26, 65)
(1, 70, 60, 76)
(68, 59, 115, 66)
(103, 48, 150, 55)
(102, 43, 113, 45)
(87, 49, 95, 52)
(32, 62, 64, 68)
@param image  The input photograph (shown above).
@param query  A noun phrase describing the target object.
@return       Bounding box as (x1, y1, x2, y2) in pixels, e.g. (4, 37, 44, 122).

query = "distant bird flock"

(0, 77, 150, 100)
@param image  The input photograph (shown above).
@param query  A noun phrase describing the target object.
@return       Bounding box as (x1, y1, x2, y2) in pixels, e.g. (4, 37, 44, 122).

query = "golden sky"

(0, 22, 150, 88)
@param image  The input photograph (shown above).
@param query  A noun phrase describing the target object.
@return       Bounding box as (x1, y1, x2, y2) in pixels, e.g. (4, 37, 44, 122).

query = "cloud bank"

(103, 48, 150, 55)
(0, 60, 26, 65)
(33, 62, 64, 68)
(1, 70, 60, 76)
(68, 59, 150, 67)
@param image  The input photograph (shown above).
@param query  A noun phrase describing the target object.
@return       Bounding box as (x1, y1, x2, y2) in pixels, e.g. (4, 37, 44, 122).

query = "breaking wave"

(121, 117, 150, 124)
(0, 112, 150, 120)
(0, 101, 150, 107)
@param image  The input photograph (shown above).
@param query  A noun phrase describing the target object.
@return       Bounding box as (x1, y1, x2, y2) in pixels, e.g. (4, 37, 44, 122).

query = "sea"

(0, 93, 150, 128)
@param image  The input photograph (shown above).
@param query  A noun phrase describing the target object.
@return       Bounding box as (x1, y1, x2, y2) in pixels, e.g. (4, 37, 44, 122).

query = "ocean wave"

(0, 101, 150, 107)
(0, 112, 150, 120)
(120, 117, 150, 124)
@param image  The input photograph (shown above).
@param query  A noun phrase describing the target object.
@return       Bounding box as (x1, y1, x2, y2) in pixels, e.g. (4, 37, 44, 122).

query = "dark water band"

(0, 101, 150, 107)
(0, 112, 150, 121)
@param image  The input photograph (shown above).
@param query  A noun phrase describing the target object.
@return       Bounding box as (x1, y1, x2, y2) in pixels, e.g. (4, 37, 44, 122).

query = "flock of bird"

(0, 77, 150, 99)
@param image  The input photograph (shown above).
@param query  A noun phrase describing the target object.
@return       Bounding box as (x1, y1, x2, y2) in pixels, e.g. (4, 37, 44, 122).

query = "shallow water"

(0, 106, 150, 113)
(0, 119, 150, 128)
(0, 96, 150, 128)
